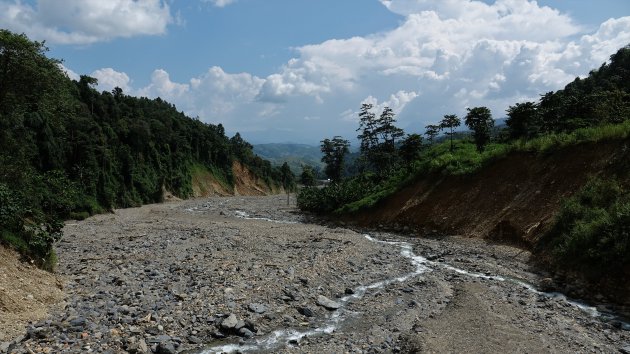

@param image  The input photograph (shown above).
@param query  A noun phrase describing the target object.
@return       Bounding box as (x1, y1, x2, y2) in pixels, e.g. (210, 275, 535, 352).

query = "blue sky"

(1, 0, 629, 144)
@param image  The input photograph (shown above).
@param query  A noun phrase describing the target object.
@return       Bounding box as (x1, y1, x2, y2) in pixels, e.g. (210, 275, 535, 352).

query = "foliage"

(424, 124, 440, 145)
(439, 114, 461, 152)
(541, 178, 630, 278)
(300, 165, 317, 186)
(399, 133, 424, 166)
(465, 106, 494, 152)
(320, 136, 350, 182)
(356, 105, 404, 175)
(0, 30, 282, 267)
(297, 174, 379, 213)
(280, 162, 296, 192)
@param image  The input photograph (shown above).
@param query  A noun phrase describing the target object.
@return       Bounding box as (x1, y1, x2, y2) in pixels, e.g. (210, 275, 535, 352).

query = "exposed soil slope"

(353, 140, 625, 246)
(0, 246, 64, 347)
(191, 161, 280, 198)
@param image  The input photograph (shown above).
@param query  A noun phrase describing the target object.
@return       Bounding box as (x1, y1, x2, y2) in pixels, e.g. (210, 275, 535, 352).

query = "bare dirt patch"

(0, 246, 65, 344)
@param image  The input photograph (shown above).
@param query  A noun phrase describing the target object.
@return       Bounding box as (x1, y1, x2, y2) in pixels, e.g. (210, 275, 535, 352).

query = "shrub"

(543, 178, 630, 278)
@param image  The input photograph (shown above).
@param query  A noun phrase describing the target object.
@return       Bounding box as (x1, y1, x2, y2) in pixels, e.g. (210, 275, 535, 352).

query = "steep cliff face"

(354, 140, 624, 246)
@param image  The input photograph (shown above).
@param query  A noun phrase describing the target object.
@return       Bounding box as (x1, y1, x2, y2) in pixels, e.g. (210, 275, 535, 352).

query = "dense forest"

(0, 30, 285, 268)
(299, 44, 630, 285)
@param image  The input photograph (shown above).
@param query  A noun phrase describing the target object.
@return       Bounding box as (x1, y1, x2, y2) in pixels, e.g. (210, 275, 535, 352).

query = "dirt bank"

(353, 141, 626, 245)
(3, 195, 628, 353)
(0, 246, 65, 351)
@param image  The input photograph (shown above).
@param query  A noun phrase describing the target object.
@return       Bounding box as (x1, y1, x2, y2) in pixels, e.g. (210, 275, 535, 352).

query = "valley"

(3, 195, 628, 353)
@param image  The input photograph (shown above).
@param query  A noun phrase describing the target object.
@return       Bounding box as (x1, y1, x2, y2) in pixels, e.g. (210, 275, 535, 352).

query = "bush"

(297, 175, 379, 213)
(543, 178, 630, 278)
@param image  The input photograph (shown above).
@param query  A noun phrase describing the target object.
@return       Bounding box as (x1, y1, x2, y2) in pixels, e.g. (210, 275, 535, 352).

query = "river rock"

(221, 314, 238, 329)
(157, 341, 176, 354)
(298, 306, 315, 317)
(620, 344, 630, 354)
(316, 295, 341, 310)
(238, 327, 255, 338)
(248, 303, 267, 314)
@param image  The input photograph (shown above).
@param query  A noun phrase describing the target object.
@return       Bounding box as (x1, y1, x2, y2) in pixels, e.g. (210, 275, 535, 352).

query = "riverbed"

(9, 195, 629, 353)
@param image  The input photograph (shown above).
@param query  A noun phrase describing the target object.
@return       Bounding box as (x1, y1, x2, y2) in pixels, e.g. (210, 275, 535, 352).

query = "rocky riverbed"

(4, 195, 630, 353)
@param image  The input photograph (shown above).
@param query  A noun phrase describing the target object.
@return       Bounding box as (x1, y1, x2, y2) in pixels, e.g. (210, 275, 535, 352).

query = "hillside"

(350, 140, 623, 243)
(0, 30, 285, 267)
(253, 143, 324, 174)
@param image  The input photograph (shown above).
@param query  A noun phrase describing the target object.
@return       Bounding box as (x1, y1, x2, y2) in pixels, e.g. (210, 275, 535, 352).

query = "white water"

(197, 211, 628, 353)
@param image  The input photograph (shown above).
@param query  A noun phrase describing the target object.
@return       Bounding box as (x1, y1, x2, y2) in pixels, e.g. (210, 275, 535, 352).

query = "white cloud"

(203, 0, 237, 8)
(62, 0, 630, 143)
(0, 0, 173, 44)
(139, 69, 189, 99)
(92, 68, 132, 93)
(58, 63, 80, 81)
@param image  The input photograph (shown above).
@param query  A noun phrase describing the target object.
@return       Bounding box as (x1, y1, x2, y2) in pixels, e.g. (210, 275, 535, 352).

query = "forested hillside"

(0, 30, 284, 268)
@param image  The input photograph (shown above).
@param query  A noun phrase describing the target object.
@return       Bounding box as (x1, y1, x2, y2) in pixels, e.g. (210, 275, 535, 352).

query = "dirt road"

(5, 195, 629, 353)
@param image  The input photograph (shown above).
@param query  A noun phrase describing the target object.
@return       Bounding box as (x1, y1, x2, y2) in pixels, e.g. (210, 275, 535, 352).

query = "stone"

(619, 344, 630, 354)
(316, 295, 341, 310)
(248, 303, 267, 314)
(235, 320, 246, 330)
(147, 335, 171, 344)
(344, 288, 355, 295)
(221, 314, 238, 330)
(238, 327, 255, 338)
(188, 335, 203, 344)
(156, 342, 176, 354)
(297, 307, 315, 317)
(70, 317, 87, 327)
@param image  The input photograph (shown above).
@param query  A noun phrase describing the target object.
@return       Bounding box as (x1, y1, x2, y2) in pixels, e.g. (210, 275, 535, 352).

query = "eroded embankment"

(350, 139, 630, 307)
(192, 161, 282, 198)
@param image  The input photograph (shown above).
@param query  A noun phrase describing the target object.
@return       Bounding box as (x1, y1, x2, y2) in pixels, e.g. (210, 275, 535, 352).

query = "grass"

(331, 121, 630, 214)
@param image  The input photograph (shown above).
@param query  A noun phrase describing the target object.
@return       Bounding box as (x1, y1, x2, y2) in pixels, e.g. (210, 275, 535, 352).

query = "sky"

(1, 0, 629, 144)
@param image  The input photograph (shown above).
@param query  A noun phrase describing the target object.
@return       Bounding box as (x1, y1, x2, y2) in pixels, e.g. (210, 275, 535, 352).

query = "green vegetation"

(0, 30, 284, 268)
(298, 44, 630, 217)
(298, 43, 630, 290)
(540, 178, 630, 279)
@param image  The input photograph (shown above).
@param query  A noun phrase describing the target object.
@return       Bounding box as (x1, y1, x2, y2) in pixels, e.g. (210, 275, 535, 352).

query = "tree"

(439, 114, 461, 152)
(357, 105, 404, 175)
(356, 103, 378, 156)
(506, 101, 540, 140)
(399, 133, 423, 166)
(320, 136, 349, 183)
(300, 165, 316, 186)
(464, 106, 494, 151)
(424, 124, 440, 145)
(280, 162, 295, 205)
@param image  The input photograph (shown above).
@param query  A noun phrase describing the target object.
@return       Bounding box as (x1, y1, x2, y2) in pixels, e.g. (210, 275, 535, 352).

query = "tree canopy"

(0, 29, 283, 267)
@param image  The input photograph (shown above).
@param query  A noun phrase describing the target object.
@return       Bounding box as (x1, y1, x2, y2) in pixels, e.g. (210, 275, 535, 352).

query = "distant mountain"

(253, 143, 324, 175)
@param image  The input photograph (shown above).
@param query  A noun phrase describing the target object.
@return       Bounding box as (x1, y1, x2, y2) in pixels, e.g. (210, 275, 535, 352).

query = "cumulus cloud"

(58, 63, 80, 81)
(0, 0, 173, 44)
(66, 0, 630, 142)
(92, 68, 132, 93)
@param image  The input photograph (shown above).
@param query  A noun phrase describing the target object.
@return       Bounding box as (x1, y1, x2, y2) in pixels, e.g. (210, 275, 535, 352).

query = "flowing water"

(195, 210, 629, 353)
